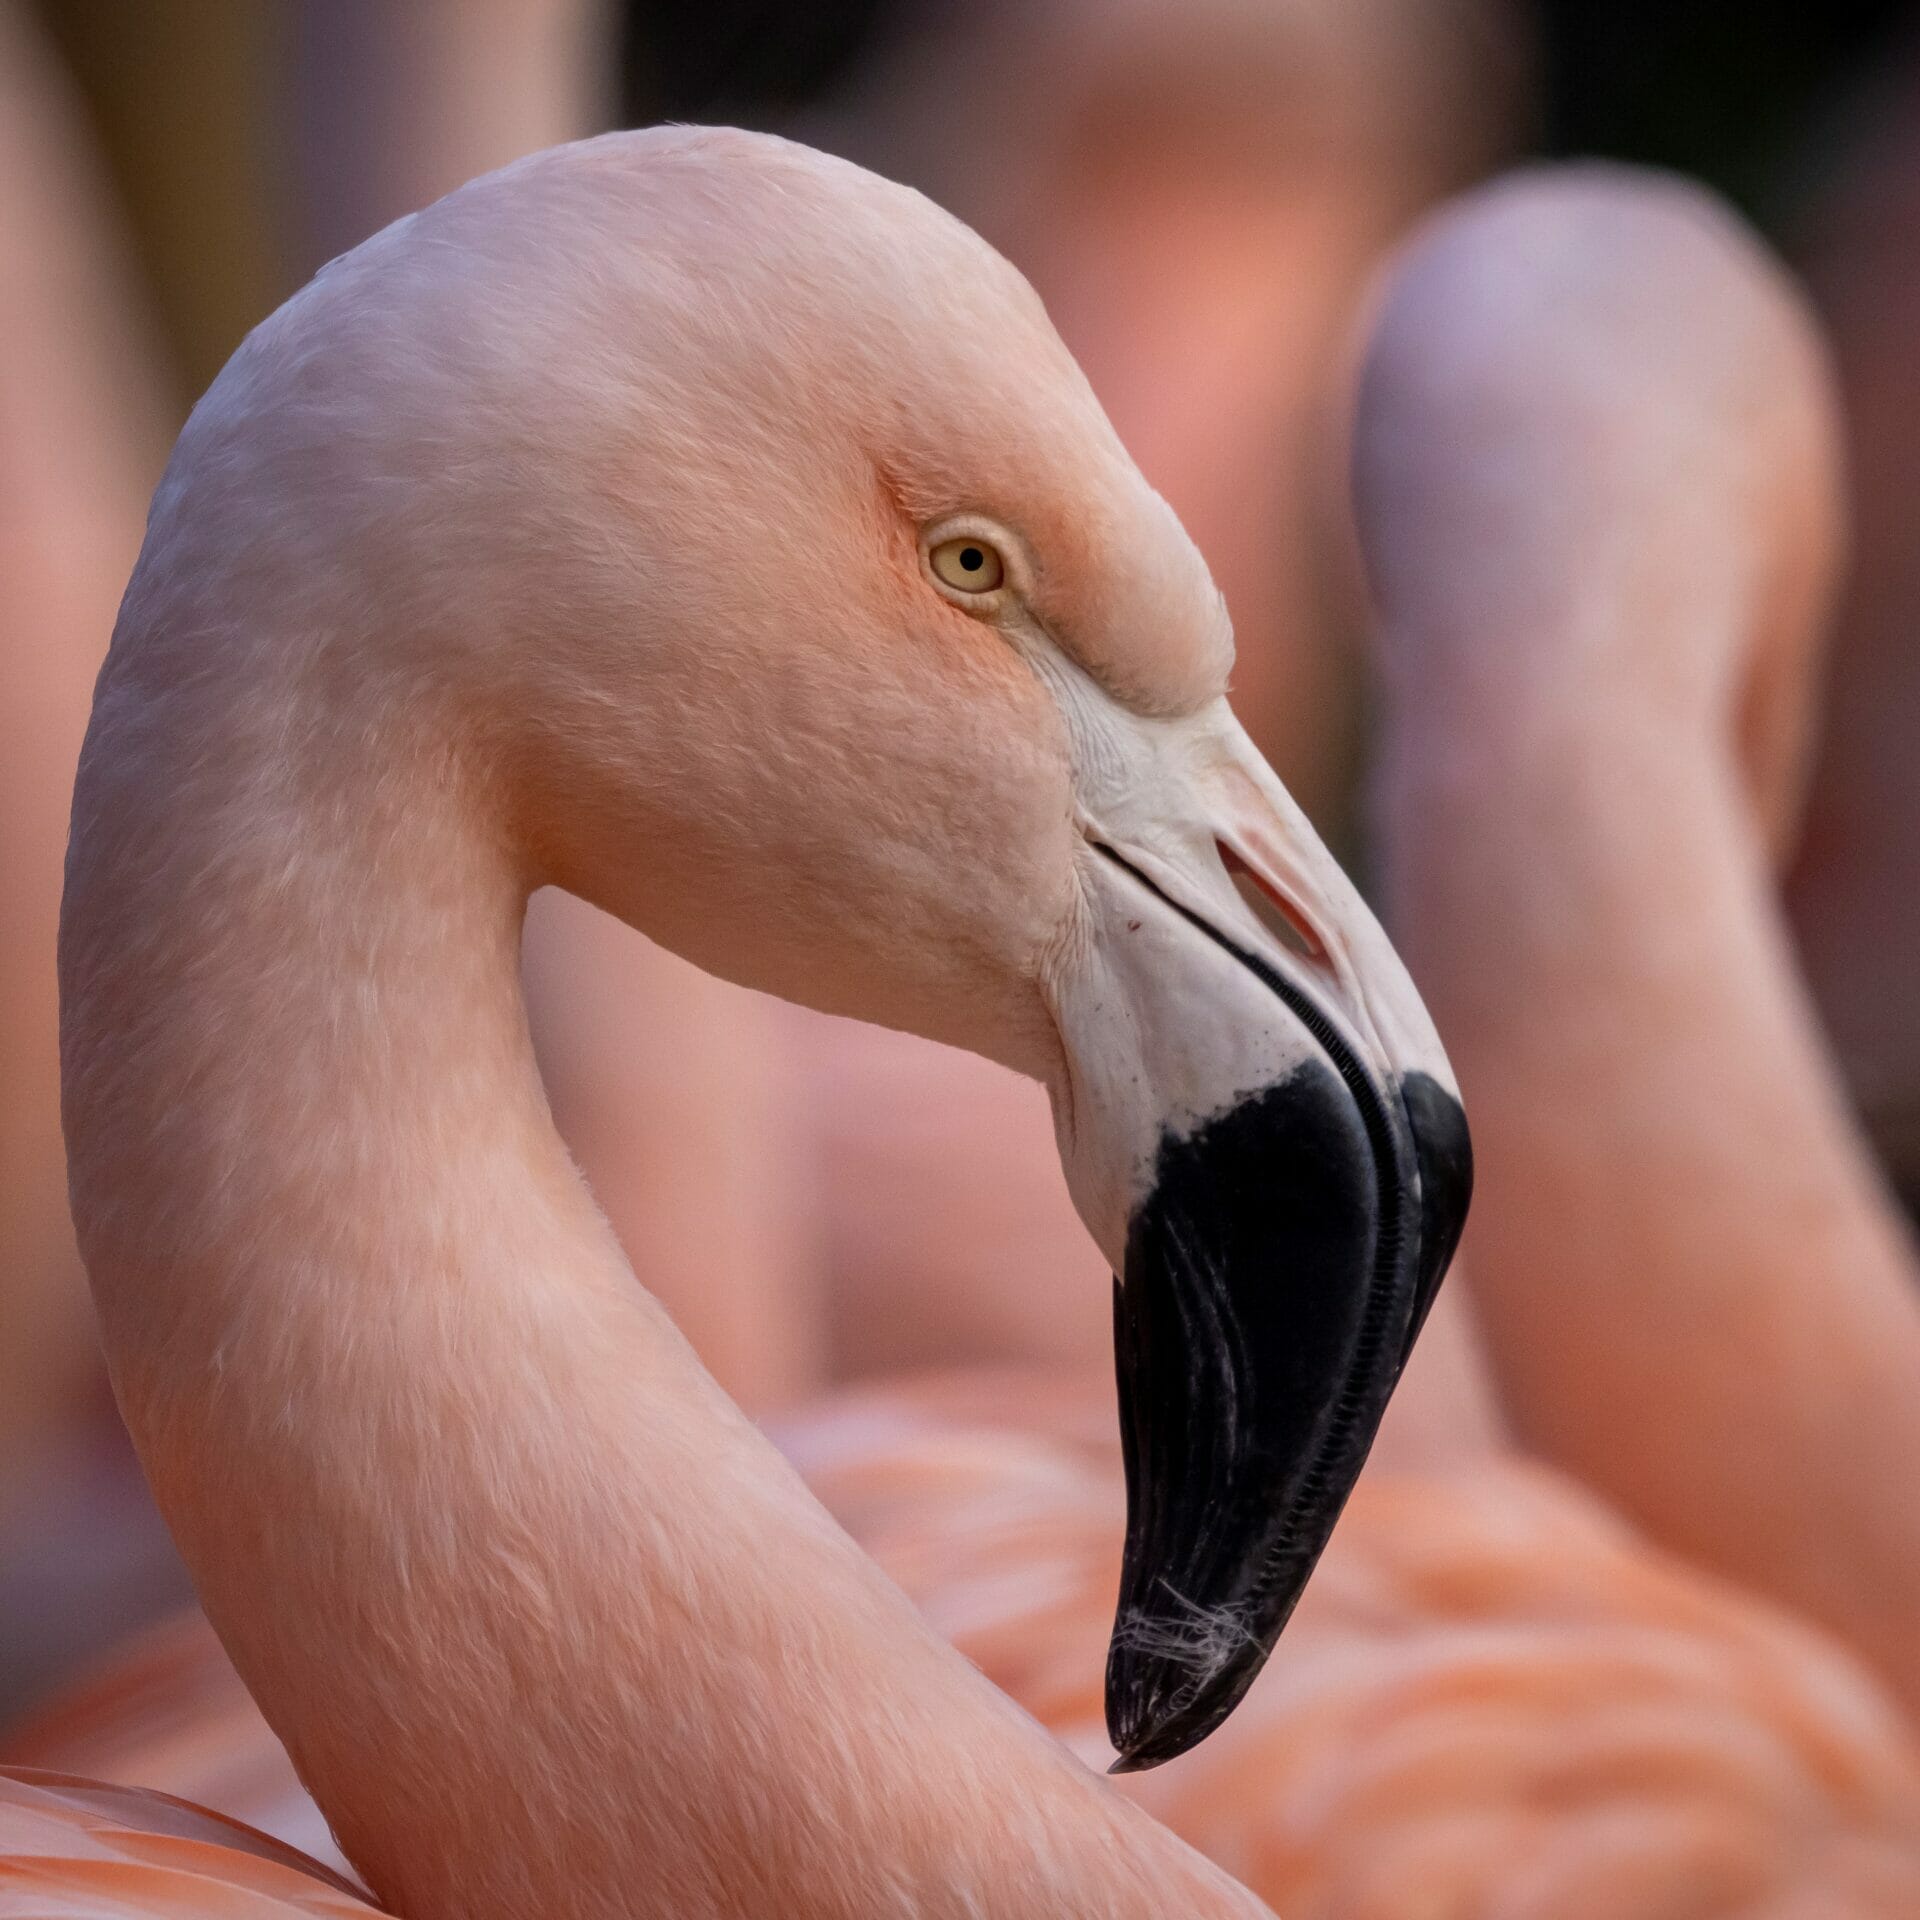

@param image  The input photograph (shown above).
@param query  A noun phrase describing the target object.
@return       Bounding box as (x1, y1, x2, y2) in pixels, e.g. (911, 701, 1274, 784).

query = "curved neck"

(1375, 627, 1920, 1716)
(61, 672, 1266, 1918)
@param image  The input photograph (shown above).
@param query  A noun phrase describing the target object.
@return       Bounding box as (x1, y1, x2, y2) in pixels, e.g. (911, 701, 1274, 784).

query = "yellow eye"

(929, 536, 1005, 593)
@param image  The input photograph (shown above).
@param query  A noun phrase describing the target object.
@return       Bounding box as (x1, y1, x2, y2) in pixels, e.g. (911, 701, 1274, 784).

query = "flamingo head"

(146, 126, 1470, 1767)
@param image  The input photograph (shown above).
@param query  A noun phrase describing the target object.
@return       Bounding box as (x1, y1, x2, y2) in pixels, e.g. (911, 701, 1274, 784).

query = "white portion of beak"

(1020, 635, 1459, 1267)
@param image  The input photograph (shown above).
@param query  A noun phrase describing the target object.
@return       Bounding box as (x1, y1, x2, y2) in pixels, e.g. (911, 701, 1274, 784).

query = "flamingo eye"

(929, 537, 1005, 593)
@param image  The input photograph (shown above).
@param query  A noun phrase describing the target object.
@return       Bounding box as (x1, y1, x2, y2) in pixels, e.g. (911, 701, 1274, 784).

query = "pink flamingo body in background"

(0, 1, 196, 1721)
(1364, 169, 1920, 1718)
(12, 159, 1920, 1919)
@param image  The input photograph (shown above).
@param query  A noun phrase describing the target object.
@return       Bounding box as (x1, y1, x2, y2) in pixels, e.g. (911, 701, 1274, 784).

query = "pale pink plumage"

(38, 125, 1309, 1919)
(0, 1771, 368, 1917)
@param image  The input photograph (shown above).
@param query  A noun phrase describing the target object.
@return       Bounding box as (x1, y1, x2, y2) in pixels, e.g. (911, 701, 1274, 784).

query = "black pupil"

(959, 546, 984, 572)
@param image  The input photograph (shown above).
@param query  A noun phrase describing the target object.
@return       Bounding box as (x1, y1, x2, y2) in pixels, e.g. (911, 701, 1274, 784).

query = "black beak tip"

(1100, 1062, 1475, 1772)
(1105, 1647, 1265, 1771)
(1104, 1061, 1383, 1774)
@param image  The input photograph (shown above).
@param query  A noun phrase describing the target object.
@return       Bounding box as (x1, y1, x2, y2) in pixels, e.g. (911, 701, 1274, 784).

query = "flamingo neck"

(1373, 607, 1920, 1711)
(60, 669, 1265, 1919)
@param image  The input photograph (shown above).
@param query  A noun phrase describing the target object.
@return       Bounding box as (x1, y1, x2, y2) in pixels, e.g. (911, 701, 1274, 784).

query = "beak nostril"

(1218, 841, 1325, 964)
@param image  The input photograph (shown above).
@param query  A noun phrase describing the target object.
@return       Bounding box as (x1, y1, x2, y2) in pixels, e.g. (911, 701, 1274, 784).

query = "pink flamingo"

(1364, 166, 1920, 1721)
(0, 0, 188, 1717)
(4, 128, 1464, 1915)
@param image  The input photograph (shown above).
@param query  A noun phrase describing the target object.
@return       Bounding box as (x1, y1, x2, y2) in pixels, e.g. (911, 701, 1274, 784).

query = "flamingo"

(0, 0, 164, 1483)
(7, 127, 1467, 1915)
(16, 159, 1920, 1920)
(1361, 164, 1920, 1721)
(0, 0, 189, 1719)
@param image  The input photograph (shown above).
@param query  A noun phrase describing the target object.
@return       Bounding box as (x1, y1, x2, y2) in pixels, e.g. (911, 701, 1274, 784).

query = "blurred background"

(5, 0, 1920, 1910)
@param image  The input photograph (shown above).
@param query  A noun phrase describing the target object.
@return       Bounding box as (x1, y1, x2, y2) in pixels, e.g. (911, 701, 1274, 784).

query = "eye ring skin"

(919, 514, 1028, 615)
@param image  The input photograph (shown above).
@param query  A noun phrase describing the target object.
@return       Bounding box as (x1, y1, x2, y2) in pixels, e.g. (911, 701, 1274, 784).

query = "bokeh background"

(5, 2, 1920, 1911)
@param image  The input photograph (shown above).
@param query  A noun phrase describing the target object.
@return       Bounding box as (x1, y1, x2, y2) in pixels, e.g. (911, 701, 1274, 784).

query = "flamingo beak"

(1047, 705, 1470, 1770)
